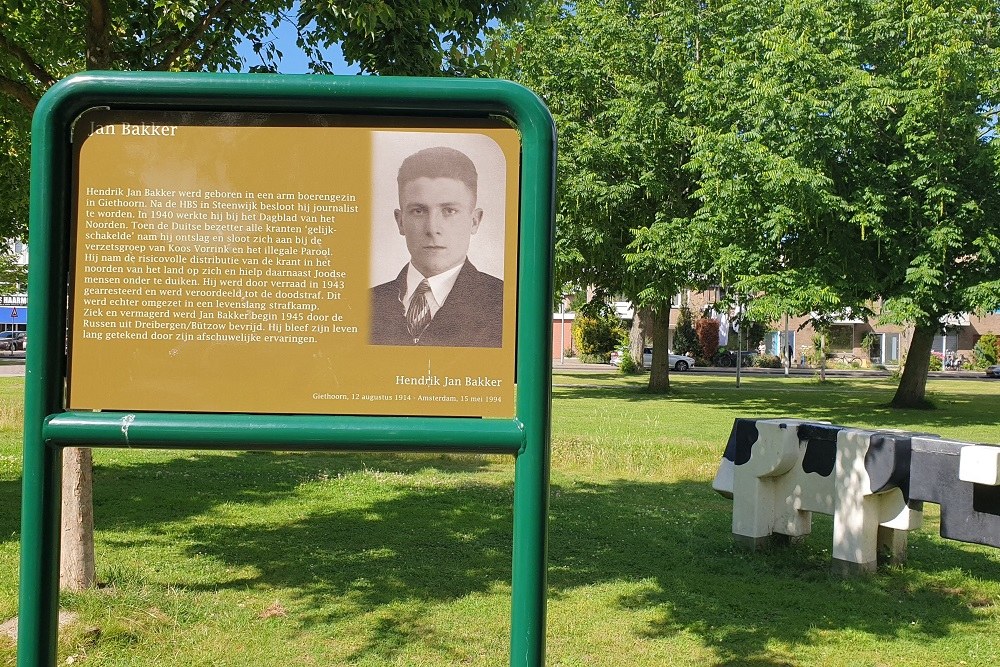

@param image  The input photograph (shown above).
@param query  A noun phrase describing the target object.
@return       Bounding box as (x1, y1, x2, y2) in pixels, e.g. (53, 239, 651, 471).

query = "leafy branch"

(152, 0, 239, 71)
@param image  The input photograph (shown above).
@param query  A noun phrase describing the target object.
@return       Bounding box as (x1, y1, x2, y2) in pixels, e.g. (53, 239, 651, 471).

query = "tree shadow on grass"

(92, 450, 509, 665)
(0, 477, 19, 544)
(92, 450, 494, 531)
(90, 452, 1000, 665)
(551, 382, 1000, 434)
(550, 481, 999, 666)
(3, 450, 496, 545)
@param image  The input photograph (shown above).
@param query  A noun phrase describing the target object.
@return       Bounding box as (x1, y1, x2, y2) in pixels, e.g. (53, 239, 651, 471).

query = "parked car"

(0, 331, 24, 351)
(610, 347, 695, 371)
(986, 364, 1000, 379)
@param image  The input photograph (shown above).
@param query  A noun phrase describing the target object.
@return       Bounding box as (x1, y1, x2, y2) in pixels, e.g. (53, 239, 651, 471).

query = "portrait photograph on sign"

(67, 110, 521, 418)
(369, 132, 508, 348)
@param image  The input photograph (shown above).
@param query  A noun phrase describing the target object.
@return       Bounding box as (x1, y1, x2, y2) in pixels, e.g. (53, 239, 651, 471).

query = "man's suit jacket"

(369, 260, 503, 347)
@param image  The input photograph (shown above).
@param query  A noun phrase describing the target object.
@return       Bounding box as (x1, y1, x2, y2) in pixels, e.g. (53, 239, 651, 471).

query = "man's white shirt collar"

(402, 262, 464, 317)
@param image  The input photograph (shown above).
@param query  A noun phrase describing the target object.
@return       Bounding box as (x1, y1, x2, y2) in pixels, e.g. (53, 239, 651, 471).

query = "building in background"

(1, 239, 28, 333)
(554, 283, 1000, 366)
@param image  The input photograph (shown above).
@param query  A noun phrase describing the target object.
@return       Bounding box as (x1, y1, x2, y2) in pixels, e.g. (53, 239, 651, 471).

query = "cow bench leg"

(729, 421, 806, 550)
(877, 525, 909, 565)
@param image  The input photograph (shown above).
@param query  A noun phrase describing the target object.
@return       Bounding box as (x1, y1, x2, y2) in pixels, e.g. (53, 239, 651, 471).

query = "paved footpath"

(0, 356, 25, 376)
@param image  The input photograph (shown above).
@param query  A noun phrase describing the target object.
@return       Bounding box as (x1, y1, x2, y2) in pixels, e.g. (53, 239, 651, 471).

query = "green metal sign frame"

(19, 72, 555, 667)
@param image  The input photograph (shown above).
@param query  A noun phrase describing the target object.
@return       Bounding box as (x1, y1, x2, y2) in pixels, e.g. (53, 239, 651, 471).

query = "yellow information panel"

(69, 110, 520, 417)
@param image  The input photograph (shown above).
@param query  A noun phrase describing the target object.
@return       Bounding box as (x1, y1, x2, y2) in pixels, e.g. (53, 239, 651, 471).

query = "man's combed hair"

(397, 146, 478, 195)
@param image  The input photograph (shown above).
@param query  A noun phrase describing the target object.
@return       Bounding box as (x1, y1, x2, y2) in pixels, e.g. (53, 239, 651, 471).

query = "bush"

(695, 318, 720, 360)
(860, 332, 878, 360)
(572, 314, 623, 358)
(803, 349, 824, 367)
(972, 333, 1000, 369)
(618, 350, 638, 374)
(829, 357, 863, 370)
(802, 333, 827, 367)
(579, 352, 611, 364)
(564, 347, 576, 358)
(752, 354, 783, 368)
(890, 351, 907, 380)
(928, 354, 943, 371)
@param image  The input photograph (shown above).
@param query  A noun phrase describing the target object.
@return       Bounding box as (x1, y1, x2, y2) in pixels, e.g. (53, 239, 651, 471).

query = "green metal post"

(19, 65, 75, 667)
(16, 442, 62, 667)
(508, 86, 556, 667)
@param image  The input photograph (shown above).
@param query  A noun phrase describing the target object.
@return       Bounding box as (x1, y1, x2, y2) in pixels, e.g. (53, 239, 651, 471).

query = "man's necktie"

(406, 279, 432, 342)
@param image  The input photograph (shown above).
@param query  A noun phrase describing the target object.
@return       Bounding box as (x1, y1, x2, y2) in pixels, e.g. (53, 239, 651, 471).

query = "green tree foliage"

(860, 332, 879, 361)
(572, 312, 623, 362)
(0, 107, 28, 244)
(672, 306, 700, 358)
(973, 333, 1000, 368)
(928, 353, 944, 372)
(689, 0, 1000, 407)
(0, 251, 25, 294)
(490, 0, 704, 392)
(739, 319, 767, 356)
(0, 0, 534, 240)
(617, 349, 639, 374)
(304, 0, 533, 77)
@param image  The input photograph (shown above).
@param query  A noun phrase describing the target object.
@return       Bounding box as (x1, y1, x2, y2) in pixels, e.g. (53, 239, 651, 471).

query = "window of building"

(827, 325, 854, 352)
(931, 333, 959, 355)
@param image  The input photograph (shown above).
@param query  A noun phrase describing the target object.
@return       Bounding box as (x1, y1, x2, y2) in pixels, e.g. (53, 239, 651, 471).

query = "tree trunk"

(891, 323, 936, 409)
(86, 0, 113, 69)
(60, 447, 96, 590)
(630, 307, 652, 370)
(647, 303, 671, 393)
(60, 14, 108, 592)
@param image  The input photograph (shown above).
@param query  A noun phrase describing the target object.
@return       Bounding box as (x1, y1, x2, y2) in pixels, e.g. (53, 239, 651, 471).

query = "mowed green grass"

(1, 373, 999, 666)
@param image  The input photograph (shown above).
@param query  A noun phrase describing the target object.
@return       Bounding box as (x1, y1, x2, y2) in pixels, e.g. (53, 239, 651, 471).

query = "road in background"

(0, 351, 25, 375)
(552, 357, 994, 382)
(0, 355, 991, 381)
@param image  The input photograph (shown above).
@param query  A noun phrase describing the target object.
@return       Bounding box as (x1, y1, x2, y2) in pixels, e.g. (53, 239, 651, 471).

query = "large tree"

(1, 0, 535, 590)
(0, 0, 535, 238)
(689, 0, 1000, 407)
(490, 0, 704, 391)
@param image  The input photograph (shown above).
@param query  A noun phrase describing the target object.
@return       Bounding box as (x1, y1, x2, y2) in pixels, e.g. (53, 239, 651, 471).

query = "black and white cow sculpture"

(713, 419, 1000, 574)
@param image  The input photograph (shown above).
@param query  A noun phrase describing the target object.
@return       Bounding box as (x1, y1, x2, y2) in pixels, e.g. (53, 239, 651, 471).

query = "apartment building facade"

(674, 287, 1000, 366)
(552, 286, 1000, 366)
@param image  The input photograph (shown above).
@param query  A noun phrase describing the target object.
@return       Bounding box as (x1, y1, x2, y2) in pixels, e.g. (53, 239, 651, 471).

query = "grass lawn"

(1, 373, 999, 665)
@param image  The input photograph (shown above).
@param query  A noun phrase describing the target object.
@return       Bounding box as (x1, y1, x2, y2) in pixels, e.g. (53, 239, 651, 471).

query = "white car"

(610, 347, 695, 371)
